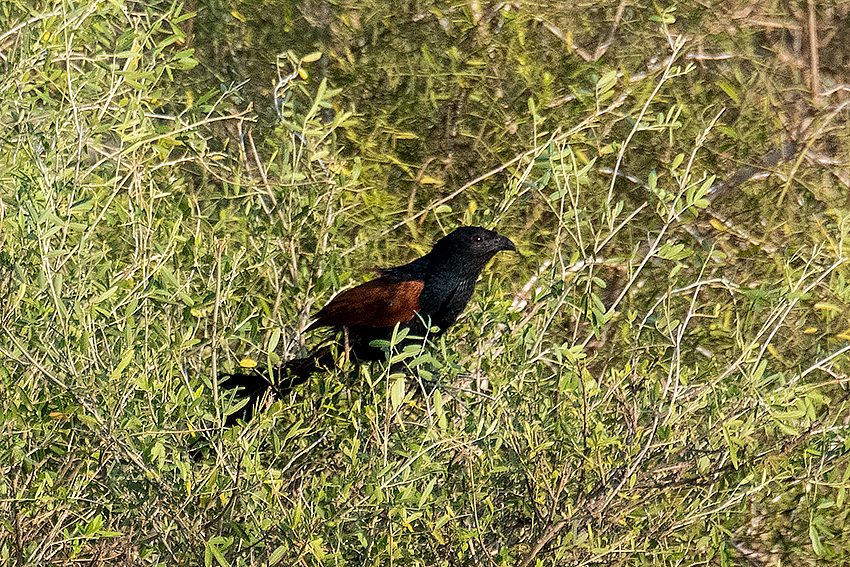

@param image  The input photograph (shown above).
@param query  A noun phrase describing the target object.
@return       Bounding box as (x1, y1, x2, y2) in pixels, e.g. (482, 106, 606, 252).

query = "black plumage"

(221, 226, 515, 423)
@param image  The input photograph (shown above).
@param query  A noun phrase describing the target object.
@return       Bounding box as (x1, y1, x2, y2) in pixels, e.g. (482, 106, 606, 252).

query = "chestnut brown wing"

(310, 278, 424, 329)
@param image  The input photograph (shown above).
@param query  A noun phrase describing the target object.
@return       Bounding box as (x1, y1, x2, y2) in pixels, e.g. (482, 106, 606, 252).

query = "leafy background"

(1, 0, 849, 565)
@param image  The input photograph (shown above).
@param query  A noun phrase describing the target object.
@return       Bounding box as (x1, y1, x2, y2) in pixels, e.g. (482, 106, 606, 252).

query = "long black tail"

(219, 345, 337, 425)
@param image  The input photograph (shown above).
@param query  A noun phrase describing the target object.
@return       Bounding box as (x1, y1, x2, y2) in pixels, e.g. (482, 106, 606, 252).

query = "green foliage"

(2, 1, 850, 566)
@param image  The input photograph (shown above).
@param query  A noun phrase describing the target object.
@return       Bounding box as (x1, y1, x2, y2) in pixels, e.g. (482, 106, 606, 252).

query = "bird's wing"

(310, 278, 424, 328)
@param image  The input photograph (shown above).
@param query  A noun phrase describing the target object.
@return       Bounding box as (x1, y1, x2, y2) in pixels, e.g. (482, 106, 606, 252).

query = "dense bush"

(1, 1, 849, 565)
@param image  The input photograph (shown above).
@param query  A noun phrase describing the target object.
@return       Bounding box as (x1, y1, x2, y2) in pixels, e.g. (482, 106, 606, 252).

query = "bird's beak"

(497, 235, 516, 252)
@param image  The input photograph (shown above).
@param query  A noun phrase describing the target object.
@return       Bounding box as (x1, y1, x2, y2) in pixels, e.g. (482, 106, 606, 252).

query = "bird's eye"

(473, 235, 483, 243)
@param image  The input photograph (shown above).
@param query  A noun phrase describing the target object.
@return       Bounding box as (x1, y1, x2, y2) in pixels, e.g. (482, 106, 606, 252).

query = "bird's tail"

(276, 344, 336, 385)
(219, 345, 337, 424)
(218, 371, 279, 425)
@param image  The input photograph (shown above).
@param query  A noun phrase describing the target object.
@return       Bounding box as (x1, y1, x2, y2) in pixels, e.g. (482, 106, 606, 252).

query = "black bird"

(221, 226, 515, 422)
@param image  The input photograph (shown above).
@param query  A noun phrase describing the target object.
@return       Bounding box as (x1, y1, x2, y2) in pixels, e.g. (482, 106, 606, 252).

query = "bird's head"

(429, 226, 516, 272)
(437, 226, 515, 253)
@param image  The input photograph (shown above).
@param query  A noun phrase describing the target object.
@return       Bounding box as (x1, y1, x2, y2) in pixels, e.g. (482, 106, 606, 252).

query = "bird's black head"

(426, 226, 516, 278)
(383, 226, 515, 285)
(433, 226, 516, 257)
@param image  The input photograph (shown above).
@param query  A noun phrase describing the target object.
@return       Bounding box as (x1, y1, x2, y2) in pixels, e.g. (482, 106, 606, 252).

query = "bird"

(220, 226, 516, 423)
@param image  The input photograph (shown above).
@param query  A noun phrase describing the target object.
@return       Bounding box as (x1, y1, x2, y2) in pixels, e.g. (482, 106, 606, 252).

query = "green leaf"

(810, 520, 824, 556)
(269, 545, 287, 564)
(268, 327, 281, 352)
(391, 375, 405, 410)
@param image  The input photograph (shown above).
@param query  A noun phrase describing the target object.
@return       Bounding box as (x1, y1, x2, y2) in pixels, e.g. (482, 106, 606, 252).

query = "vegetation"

(1, 0, 849, 565)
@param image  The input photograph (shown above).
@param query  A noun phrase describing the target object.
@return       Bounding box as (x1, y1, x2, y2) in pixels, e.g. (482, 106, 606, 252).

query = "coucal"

(221, 226, 515, 423)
